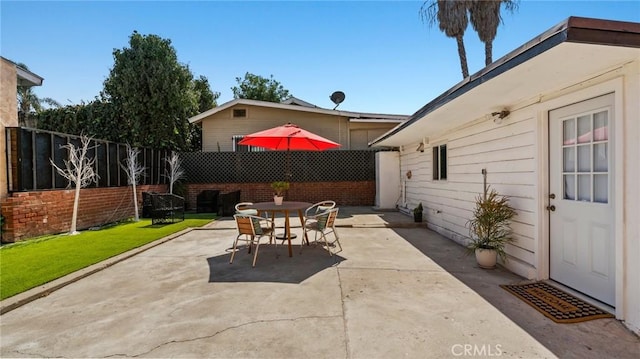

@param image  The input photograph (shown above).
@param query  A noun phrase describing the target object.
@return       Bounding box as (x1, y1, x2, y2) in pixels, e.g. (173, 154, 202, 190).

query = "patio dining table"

(249, 201, 312, 257)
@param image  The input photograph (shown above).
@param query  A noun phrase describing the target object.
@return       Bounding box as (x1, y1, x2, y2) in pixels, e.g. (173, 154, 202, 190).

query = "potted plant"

(467, 187, 516, 269)
(270, 181, 290, 205)
(413, 202, 423, 222)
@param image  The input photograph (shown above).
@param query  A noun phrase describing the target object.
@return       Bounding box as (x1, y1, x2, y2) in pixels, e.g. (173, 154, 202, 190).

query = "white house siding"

(528, 67, 639, 332)
(401, 112, 538, 279)
(399, 61, 640, 333)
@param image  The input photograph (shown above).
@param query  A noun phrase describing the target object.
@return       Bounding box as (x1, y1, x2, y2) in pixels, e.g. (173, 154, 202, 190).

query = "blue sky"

(2, 1, 639, 115)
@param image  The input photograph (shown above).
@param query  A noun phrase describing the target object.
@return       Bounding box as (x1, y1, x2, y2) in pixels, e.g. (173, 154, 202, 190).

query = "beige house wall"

(0, 59, 19, 200)
(200, 104, 399, 151)
(349, 122, 399, 149)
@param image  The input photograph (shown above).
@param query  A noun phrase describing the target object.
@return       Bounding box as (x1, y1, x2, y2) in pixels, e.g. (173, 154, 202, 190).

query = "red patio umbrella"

(238, 123, 340, 151)
(238, 123, 341, 180)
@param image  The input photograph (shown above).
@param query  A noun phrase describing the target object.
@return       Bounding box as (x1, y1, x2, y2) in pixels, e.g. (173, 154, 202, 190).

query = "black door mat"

(500, 281, 614, 323)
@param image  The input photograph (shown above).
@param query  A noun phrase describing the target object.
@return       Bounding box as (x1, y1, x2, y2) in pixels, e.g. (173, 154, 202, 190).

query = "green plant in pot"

(270, 181, 290, 205)
(467, 187, 516, 269)
(413, 202, 423, 222)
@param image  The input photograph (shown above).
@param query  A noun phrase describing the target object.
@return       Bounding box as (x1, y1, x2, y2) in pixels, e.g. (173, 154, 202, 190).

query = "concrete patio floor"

(0, 207, 638, 358)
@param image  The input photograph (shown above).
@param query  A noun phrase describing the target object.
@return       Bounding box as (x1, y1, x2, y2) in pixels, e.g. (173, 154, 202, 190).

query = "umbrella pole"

(277, 142, 295, 240)
(285, 149, 291, 182)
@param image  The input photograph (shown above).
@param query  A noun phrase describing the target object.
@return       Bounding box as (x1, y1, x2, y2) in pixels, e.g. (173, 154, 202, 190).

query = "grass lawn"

(0, 213, 214, 300)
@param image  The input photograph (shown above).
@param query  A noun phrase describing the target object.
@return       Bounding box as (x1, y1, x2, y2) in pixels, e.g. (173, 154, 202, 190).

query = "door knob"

(546, 205, 556, 211)
(549, 193, 556, 199)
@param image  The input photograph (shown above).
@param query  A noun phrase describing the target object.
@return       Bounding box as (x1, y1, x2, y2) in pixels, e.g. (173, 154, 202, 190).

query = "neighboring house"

(0, 57, 43, 201)
(371, 17, 640, 334)
(188, 96, 408, 151)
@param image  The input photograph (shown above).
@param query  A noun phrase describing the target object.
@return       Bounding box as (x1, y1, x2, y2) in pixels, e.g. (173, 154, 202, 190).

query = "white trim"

(536, 107, 550, 281)
(613, 78, 624, 317)
(349, 118, 405, 123)
(16, 67, 43, 87)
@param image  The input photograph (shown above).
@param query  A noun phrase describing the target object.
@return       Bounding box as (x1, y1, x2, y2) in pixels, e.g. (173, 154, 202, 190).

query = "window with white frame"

(432, 144, 447, 181)
(232, 135, 265, 152)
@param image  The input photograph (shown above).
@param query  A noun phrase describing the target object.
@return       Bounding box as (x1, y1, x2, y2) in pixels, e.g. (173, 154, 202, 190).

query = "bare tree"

(120, 144, 146, 221)
(50, 135, 99, 235)
(164, 152, 185, 194)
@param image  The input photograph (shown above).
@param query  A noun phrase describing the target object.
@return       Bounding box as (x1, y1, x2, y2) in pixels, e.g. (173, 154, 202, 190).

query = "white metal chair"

(231, 214, 275, 267)
(235, 202, 259, 216)
(303, 207, 341, 256)
(301, 201, 336, 245)
(304, 200, 336, 223)
(236, 202, 271, 241)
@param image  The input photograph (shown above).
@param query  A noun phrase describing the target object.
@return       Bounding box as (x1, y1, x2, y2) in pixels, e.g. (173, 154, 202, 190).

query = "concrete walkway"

(1, 208, 638, 358)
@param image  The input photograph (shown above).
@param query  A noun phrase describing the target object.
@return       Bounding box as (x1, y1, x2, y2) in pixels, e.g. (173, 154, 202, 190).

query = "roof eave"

(1, 57, 44, 87)
(188, 98, 409, 124)
(370, 16, 640, 147)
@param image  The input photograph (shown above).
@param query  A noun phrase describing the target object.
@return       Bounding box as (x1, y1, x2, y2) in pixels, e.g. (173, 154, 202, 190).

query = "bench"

(150, 193, 185, 224)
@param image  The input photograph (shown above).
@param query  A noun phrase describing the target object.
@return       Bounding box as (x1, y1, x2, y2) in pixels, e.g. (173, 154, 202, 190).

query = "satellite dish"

(330, 91, 345, 110)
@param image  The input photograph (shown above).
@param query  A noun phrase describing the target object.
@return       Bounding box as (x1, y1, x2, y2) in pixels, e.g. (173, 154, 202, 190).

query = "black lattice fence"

(6, 127, 170, 192)
(180, 150, 381, 183)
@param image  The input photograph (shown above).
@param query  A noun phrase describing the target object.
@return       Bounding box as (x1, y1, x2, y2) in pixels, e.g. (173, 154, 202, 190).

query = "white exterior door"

(548, 93, 615, 306)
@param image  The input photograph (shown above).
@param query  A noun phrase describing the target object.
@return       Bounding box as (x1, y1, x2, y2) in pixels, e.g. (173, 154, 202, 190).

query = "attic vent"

(233, 109, 247, 118)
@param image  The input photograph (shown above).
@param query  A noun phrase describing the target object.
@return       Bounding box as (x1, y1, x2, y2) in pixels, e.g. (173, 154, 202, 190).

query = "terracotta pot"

(475, 248, 497, 269)
(274, 195, 283, 206)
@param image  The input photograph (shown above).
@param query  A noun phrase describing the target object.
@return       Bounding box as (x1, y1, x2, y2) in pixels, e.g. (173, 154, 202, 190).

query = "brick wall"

(185, 181, 375, 209)
(1, 184, 166, 242)
(1, 181, 373, 242)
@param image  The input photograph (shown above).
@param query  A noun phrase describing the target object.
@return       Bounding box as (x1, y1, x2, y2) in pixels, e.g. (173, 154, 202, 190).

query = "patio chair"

(231, 214, 275, 267)
(235, 202, 271, 229)
(304, 200, 336, 223)
(303, 207, 342, 256)
(235, 202, 258, 216)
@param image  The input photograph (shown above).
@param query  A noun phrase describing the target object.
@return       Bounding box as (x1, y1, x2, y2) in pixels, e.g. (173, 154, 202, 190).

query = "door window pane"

(578, 174, 591, 201)
(563, 147, 575, 172)
(593, 143, 608, 172)
(593, 111, 608, 141)
(577, 145, 591, 172)
(564, 175, 575, 200)
(563, 118, 575, 145)
(594, 174, 608, 203)
(558, 108, 609, 204)
(577, 115, 591, 143)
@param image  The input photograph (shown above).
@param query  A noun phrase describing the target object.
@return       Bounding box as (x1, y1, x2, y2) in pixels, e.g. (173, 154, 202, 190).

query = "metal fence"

(6, 127, 170, 192)
(180, 150, 383, 183)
